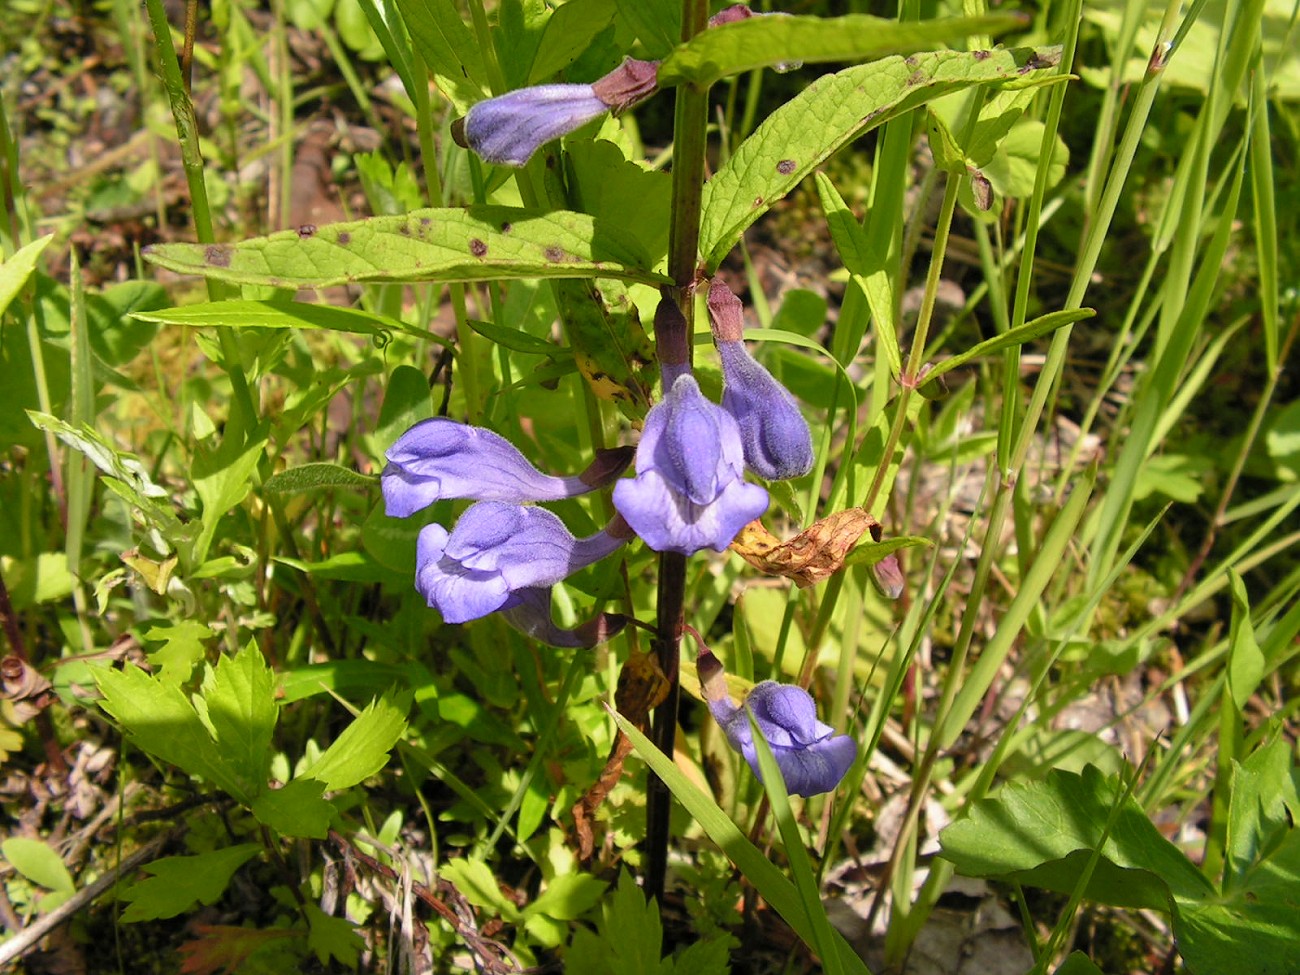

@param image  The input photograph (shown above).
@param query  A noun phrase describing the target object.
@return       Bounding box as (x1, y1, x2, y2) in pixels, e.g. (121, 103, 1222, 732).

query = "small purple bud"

(459, 85, 610, 167)
(708, 280, 814, 481)
(383, 418, 622, 518)
(612, 373, 768, 554)
(500, 587, 628, 648)
(414, 501, 626, 623)
(708, 679, 857, 798)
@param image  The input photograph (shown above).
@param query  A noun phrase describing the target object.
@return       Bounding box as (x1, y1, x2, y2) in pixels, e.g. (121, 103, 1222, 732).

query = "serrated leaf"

(141, 620, 215, 686)
(1, 838, 76, 896)
(250, 777, 333, 838)
(699, 46, 1061, 270)
(96, 665, 248, 801)
(658, 13, 1026, 87)
(391, 0, 486, 112)
(524, 873, 608, 921)
(1225, 737, 1299, 893)
(298, 692, 408, 791)
(177, 924, 298, 975)
(119, 844, 261, 922)
(133, 299, 438, 345)
(200, 643, 277, 798)
(143, 207, 670, 289)
(304, 903, 364, 967)
(263, 463, 377, 496)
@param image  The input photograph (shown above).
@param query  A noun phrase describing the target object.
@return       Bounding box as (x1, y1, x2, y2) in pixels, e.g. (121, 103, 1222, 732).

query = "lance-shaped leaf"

(699, 46, 1061, 270)
(143, 207, 672, 289)
(658, 12, 1026, 87)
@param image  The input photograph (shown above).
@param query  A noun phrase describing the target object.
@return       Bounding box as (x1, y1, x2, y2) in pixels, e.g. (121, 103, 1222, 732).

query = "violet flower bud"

(705, 670, 857, 798)
(458, 85, 610, 167)
(707, 280, 814, 481)
(383, 418, 631, 518)
(415, 502, 627, 623)
(500, 587, 628, 648)
(612, 373, 769, 554)
(455, 59, 658, 167)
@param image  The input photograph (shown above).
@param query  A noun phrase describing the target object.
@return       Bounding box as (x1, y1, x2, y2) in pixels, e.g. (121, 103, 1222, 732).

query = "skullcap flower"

(612, 373, 768, 554)
(415, 501, 627, 623)
(700, 651, 855, 797)
(382, 418, 631, 518)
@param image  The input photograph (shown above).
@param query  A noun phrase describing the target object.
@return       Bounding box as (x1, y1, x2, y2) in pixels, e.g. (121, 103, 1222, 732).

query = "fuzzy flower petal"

(708, 680, 857, 798)
(415, 502, 625, 623)
(461, 85, 609, 167)
(613, 374, 768, 554)
(383, 418, 629, 518)
(718, 342, 814, 481)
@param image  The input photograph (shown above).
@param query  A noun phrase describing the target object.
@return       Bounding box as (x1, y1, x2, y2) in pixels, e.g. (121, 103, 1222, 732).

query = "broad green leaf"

(298, 692, 409, 791)
(658, 13, 1026, 87)
(192, 429, 268, 564)
(251, 776, 333, 838)
(143, 207, 670, 289)
(565, 140, 672, 269)
(200, 643, 278, 797)
(699, 46, 1061, 270)
(527, 0, 615, 83)
(86, 280, 166, 368)
(441, 858, 522, 922)
(843, 534, 933, 567)
(96, 665, 248, 801)
(919, 308, 1095, 392)
(391, 0, 486, 112)
(1, 838, 75, 897)
(0, 552, 75, 608)
(133, 300, 439, 344)
(613, 0, 677, 58)
(0, 235, 53, 317)
(1055, 953, 1106, 975)
(304, 903, 364, 967)
(119, 845, 261, 922)
(1225, 737, 1300, 893)
(367, 363, 435, 464)
(980, 119, 1069, 199)
(141, 620, 215, 686)
(939, 766, 1214, 909)
(263, 463, 377, 496)
(524, 873, 608, 921)
(612, 710, 872, 974)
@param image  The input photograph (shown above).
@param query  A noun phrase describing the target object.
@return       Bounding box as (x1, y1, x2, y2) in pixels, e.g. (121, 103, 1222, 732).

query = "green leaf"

(0, 552, 75, 608)
(441, 858, 522, 922)
(298, 692, 409, 791)
(274, 551, 406, 586)
(1226, 570, 1266, 712)
(391, 0, 486, 112)
(525, 873, 608, 921)
(527, 0, 615, 83)
(699, 46, 1061, 270)
(304, 903, 365, 967)
(199, 643, 278, 798)
(939, 765, 1215, 910)
(96, 665, 249, 801)
(0, 235, 53, 317)
(604, 869, 664, 973)
(1, 838, 75, 896)
(133, 299, 439, 344)
(192, 429, 269, 564)
(142, 207, 670, 289)
(658, 13, 1027, 87)
(919, 308, 1094, 392)
(565, 140, 672, 268)
(118, 845, 261, 922)
(554, 278, 656, 419)
(843, 534, 933, 567)
(251, 777, 333, 838)
(263, 463, 377, 496)
(466, 318, 568, 357)
(141, 620, 215, 686)
(1054, 953, 1106, 975)
(1225, 737, 1300, 893)
(613, 0, 677, 58)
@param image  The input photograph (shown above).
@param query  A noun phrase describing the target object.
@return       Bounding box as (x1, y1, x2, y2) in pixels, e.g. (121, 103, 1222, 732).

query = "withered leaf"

(730, 508, 880, 588)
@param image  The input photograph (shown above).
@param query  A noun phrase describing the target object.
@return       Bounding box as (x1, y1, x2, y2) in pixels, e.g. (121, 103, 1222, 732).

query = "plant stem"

(644, 0, 711, 909)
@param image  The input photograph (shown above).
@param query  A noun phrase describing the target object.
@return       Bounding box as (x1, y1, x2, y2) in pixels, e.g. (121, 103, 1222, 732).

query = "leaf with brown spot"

(730, 508, 881, 588)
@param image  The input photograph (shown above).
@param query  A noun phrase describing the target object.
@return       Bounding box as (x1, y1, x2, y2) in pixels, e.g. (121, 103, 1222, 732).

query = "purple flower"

(500, 587, 628, 648)
(383, 418, 631, 518)
(612, 373, 768, 554)
(708, 279, 813, 481)
(459, 85, 610, 167)
(705, 672, 856, 798)
(415, 502, 628, 623)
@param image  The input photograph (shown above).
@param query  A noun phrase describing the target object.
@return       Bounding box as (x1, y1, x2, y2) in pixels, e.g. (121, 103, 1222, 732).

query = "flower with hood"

(414, 501, 631, 624)
(699, 647, 856, 797)
(612, 363, 769, 555)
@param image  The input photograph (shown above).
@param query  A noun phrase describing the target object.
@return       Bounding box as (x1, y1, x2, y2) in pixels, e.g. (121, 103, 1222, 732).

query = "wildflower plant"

(6, 0, 1297, 972)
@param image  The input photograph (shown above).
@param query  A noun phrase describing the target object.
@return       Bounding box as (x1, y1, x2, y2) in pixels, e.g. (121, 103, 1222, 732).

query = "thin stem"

(644, 0, 711, 909)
